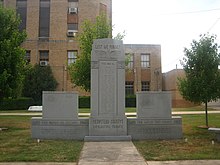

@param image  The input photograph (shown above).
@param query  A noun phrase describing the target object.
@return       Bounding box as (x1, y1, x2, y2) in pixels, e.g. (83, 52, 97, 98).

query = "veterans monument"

(31, 38, 182, 141)
(85, 39, 130, 141)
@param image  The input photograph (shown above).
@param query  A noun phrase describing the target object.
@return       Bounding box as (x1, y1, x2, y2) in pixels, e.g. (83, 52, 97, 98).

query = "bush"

(126, 95, 136, 107)
(79, 96, 90, 108)
(0, 97, 34, 110)
(78, 95, 136, 108)
(22, 64, 58, 103)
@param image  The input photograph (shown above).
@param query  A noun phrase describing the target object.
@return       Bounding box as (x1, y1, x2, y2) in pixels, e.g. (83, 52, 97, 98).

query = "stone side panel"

(31, 118, 89, 140)
(128, 117, 182, 140)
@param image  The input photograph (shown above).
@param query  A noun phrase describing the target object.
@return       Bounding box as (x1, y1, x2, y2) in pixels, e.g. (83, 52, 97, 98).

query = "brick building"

(2, 0, 163, 96)
(124, 44, 162, 95)
(163, 69, 196, 108)
(2, 0, 112, 95)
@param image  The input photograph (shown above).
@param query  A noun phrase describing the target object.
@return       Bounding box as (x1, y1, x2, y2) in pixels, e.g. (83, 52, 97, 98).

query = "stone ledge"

(84, 135, 132, 142)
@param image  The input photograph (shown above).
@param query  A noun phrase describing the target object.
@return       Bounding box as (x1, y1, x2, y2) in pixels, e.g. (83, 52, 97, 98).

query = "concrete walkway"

(78, 141, 147, 165)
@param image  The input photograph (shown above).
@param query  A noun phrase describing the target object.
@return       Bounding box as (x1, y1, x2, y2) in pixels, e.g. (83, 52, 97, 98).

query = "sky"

(112, 0, 220, 72)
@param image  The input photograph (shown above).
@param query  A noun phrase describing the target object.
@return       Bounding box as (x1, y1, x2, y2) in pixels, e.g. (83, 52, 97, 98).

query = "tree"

(178, 34, 220, 127)
(68, 14, 112, 92)
(23, 65, 58, 103)
(0, 6, 26, 99)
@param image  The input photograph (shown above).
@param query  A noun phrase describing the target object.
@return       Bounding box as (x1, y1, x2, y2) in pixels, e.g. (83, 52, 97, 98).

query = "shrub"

(126, 95, 136, 107)
(22, 64, 58, 103)
(79, 96, 90, 108)
(0, 97, 34, 110)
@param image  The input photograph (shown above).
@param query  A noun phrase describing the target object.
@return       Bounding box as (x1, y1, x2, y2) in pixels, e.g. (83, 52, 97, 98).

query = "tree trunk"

(205, 101, 208, 127)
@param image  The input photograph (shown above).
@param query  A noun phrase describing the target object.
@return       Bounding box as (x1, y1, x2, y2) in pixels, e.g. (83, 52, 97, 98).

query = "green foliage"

(0, 6, 27, 99)
(113, 30, 126, 41)
(178, 34, 220, 104)
(0, 116, 83, 162)
(0, 97, 34, 110)
(22, 65, 58, 103)
(68, 14, 112, 91)
(125, 95, 136, 107)
(79, 96, 90, 108)
(178, 34, 220, 126)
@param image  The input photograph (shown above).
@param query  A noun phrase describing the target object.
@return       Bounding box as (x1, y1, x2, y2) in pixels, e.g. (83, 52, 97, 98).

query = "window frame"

(125, 81, 134, 95)
(141, 81, 150, 91)
(39, 50, 49, 62)
(67, 50, 77, 65)
(141, 53, 150, 68)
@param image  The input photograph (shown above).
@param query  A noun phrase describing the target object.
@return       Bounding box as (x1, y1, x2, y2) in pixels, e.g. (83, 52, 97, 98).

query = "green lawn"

(0, 116, 83, 162)
(134, 114, 220, 161)
(0, 111, 220, 162)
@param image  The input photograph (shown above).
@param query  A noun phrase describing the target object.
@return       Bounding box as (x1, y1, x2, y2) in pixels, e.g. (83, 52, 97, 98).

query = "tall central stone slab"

(89, 38, 127, 137)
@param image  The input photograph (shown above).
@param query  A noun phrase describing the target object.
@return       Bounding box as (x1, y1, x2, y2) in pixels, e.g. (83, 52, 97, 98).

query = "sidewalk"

(78, 141, 147, 165)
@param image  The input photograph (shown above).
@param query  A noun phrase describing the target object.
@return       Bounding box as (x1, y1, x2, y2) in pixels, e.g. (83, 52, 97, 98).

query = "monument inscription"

(89, 38, 127, 137)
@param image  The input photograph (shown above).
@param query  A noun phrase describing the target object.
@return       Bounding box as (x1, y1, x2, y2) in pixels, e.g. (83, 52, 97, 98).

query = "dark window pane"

(25, 50, 31, 63)
(39, 0, 50, 39)
(39, 50, 49, 62)
(142, 81, 150, 91)
(16, 0, 27, 31)
(68, 23, 78, 30)
(125, 81, 134, 95)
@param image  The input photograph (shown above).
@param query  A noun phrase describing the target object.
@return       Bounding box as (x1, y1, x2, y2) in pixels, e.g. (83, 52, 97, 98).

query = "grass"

(172, 106, 217, 112)
(1, 106, 218, 114)
(1, 109, 220, 162)
(134, 114, 220, 161)
(0, 116, 83, 162)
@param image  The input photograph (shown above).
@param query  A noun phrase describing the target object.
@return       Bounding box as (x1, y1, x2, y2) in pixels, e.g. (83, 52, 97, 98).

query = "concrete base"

(208, 128, 220, 142)
(31, 116, 182, 140)
(84, 135, 132, 141)
(31, 117, 89, 140)
(128, 116, 182, 140)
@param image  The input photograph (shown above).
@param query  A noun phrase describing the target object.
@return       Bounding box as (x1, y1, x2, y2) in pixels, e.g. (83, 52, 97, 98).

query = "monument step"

(84, 135, 132, 142)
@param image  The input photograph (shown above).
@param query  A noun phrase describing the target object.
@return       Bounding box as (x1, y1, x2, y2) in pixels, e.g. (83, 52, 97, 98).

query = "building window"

(126, 53, 134, 69)
(39, 50, 49, 65)
(142, 81, 150, 91)
(39, 0, 50, 40)
(25, 50, 31, 63)
(68, 23, 78, 31)
(125, 81, 134, 95)
(68, 0, 78, 13)
(68, 50, 77, 65)
(67, 23, 78, 37)
(141, 53, 150, 68)
(16, 0, 27, 31)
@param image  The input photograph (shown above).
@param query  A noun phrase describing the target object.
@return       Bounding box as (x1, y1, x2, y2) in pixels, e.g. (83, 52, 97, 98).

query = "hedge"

(79, 96, 90, 108)
(0, 95, 136, 110)
(78, 95, 136, 108)
(0, 97, 34, 110)
(125, 95, 136, 107)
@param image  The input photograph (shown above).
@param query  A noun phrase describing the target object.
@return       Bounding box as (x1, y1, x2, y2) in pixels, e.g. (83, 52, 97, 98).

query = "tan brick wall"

(124, 44, 162, 93)
(50, 0, 68, 40)
(4, 0, 16, 9)
(163, 69, 197, 108)
(26, 0, 39, 40)
(4, 0, 111, 95)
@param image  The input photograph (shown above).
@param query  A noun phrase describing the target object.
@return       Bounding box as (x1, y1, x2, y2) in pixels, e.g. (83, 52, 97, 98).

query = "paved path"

(78, 141, 147, 165)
